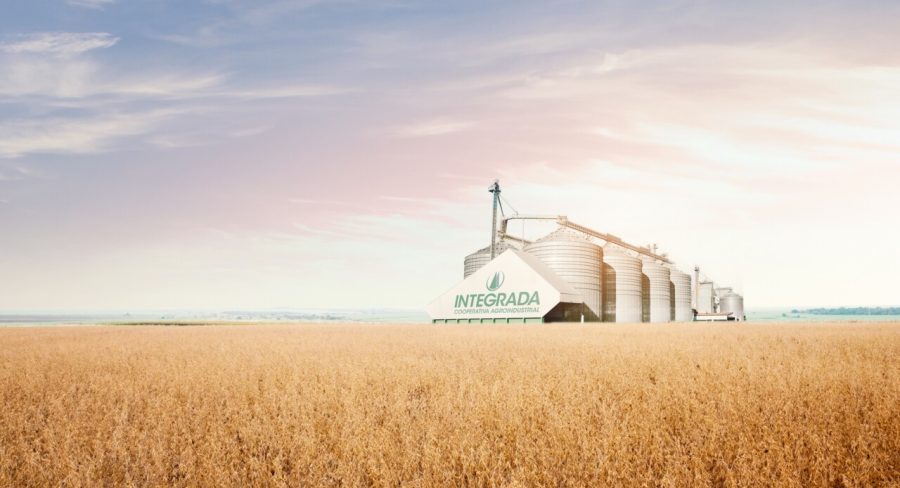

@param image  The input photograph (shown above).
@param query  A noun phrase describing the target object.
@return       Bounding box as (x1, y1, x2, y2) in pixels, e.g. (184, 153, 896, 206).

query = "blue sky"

(1, 0, 899, 311)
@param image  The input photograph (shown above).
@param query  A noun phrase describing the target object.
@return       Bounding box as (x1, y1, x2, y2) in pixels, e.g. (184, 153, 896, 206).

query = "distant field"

(0, 323, 897, 487)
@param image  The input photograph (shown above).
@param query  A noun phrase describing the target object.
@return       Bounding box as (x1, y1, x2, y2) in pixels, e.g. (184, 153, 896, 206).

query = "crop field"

(0, 323, 897, 487)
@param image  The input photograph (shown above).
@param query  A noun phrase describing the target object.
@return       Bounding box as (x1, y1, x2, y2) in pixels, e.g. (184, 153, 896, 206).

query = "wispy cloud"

(147, 123, 272, 148)
(0, 61, 344, 101)
(394, 119, 474, 137)
(0, 58, 98, 98)
(0, 61, 227, 100)
(224, 84, 348, 99)
(153, 25, 232, 49)
(65, 0, 116, 9)
(0, 32, 119, 55)
(0, 59, 344, 157)
(0, 165, 46, 181)
(109, 74, 226, 97)
(0, 109, 186, 158)
(145, 132, 211, 150)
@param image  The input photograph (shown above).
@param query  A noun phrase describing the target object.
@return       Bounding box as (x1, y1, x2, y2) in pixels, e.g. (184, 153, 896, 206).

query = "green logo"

(486, 271, 505, 291)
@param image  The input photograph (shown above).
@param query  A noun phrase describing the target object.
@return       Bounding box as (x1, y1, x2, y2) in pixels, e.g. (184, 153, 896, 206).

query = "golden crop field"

(0, 323, 897, 487)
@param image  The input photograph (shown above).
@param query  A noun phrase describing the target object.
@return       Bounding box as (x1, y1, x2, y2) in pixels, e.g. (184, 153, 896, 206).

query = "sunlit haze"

(2, 0, 899, 311)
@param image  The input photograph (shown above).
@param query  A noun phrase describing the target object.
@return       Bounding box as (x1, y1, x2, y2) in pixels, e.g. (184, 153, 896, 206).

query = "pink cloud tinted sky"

(1, 1, 899, 311)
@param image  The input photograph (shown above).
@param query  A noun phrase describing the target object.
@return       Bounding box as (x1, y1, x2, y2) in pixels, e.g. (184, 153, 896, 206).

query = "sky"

(1, 0, 899, 312)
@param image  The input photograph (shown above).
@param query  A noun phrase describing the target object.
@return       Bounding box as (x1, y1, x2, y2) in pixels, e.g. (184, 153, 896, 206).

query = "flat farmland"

(0, 323, 897, 487)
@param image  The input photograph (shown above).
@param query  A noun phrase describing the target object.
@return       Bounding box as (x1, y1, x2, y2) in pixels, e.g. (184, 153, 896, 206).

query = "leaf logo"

(486, 271, 505, 291)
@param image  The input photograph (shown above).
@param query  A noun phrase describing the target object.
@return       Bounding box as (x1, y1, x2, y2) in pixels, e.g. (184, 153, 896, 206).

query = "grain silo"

(715, 287, 732, 302)
(525, 228, 603, 321)
(602, 249, 643, 323)
(463, 240, 521, 278)
(463, 246, 492, 278)
(670, 269, 693, 322)
(719, 292, 745, 321)
(697, 282, 716, 314)
(642, 261, 671, 323)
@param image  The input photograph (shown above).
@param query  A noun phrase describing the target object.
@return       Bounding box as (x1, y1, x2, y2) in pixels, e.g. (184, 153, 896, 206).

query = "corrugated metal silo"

(720, 292, 745, 321)
(463, 246, 492, 278)
(670, 269, 693, 322)
(641, 261, 671, 323)
(526, 228, 603, 320)
(602, 250, 642, 323)
(463, 240, 521, 278)
(697, 282, 716, 314)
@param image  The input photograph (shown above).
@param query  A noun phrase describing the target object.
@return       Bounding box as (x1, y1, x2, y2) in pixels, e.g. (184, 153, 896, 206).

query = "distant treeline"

(793, 307, 900, 315)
